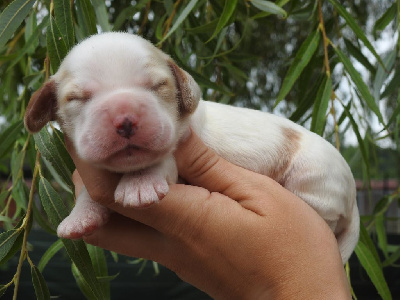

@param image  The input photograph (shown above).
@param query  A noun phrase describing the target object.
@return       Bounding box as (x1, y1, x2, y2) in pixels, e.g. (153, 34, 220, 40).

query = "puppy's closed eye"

(66, 90, 93, 102)
(150, 80, 169, 92)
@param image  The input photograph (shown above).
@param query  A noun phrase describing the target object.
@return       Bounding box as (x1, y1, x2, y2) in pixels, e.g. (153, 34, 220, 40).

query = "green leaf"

(0, 0, 36, 48)
(87, 245, 110, 297)
(7, 15, 49, 72)
(375, 214, 388, 257)
(38, 239, 64, 272)
(355, 242, 392, 300)
(344, 38, 375, 74)
(185, 18, 218, 34)
(0, 229, 23, 265)
(374, 4, 396, 35)
(334, 46, 384, 124)
(250, 0, 287, 18)
(328, 0, 385, 69)
(381, 67, 400, 99)
(113, 0, 150, 31)
(0, 120, 24, 160)
(92, 0, 112, 32)
(383, 246, 400, 267)
(158, 0, 199, 44)
(373, 49, 396, 102)
(31, 265, 51, 300)
(75, 0, 98, 38)
(275, 29, 321, 107)
(53, 0, 75, 50)
(38, 178, 105, 299)
(72, 263, 98, 300)
(311, 76, 332, 136)
(207, 0, 237, 42)
(46, 16, 68, 72)
(342, 103, 371, 178)
(34, 128, 73, 189)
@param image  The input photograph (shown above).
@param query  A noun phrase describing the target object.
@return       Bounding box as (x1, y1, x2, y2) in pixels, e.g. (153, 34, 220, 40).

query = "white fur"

(27, 32, 359, 263)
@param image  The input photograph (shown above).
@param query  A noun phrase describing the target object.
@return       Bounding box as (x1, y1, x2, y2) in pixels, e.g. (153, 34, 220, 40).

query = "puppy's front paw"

(114, 173, 169, 208)
(57, 189, 110, 239)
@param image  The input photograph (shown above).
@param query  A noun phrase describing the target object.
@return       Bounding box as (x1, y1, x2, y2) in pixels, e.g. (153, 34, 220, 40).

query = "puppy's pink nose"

(114, 116, 137, 139)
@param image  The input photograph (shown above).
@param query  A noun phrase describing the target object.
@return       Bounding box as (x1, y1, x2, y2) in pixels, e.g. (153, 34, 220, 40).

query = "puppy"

(24, 32, 359, 263)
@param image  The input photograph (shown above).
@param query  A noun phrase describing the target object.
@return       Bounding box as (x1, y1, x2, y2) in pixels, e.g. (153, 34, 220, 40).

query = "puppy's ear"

(167, 60, 201, 116)
(24, 80, 58, 133)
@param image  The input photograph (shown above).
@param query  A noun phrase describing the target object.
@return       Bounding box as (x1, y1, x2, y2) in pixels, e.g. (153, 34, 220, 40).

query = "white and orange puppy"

(25, 32, 359, 263)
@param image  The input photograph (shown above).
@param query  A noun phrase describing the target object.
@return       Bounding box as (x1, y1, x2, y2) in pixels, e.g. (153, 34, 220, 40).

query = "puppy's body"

(25, 32, 359, 263)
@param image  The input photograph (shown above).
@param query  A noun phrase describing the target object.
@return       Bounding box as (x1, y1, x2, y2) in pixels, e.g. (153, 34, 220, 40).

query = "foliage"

(0, 0, 399, 299)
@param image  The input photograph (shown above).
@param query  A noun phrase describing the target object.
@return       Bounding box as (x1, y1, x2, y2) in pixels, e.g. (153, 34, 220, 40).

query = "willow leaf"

(54, 0, 74, 50)
(250, 0, 287, 17)
(311, 76, 332, 136)
(0, 0, 36, 48)
(275, 29, 320, 107)
(207, 0, 237, 42)
(334, 46, 384, 124)
(38, 239, 64, 272)
(355, 242, 392, 300)
(39, 178, 105, 300)
(46, 16, 68, 72)
(328, 0, 385, 69)
(158, 0, 199, 43)
(31, 265, 51, 300)
(75, 0, 98, 38)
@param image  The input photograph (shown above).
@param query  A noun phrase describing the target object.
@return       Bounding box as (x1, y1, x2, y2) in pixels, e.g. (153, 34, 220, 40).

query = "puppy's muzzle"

(114, 115, 138, 139)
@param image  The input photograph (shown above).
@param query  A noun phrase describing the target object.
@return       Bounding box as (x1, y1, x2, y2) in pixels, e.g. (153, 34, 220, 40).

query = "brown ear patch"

(24, 80, 58, 133)
(167, 60, 201, 117)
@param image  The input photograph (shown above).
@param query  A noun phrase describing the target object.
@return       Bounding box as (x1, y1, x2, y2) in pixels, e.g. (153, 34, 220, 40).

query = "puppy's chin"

(88, 146, 171, 173)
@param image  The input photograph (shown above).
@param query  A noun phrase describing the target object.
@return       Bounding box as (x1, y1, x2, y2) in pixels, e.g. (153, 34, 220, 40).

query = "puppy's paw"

(57, 200, 110, 239)
(114, 173, 169, 208)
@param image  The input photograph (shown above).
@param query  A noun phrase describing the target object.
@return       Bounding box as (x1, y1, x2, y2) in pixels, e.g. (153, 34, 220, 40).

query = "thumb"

(174, 130, 268, 200)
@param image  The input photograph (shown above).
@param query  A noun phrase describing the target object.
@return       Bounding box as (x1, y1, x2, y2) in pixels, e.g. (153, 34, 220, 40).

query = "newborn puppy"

(24, 32, 359, 263)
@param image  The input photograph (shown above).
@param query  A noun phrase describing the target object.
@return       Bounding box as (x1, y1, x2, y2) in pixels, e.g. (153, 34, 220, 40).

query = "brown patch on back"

(268, 127, 301, 185)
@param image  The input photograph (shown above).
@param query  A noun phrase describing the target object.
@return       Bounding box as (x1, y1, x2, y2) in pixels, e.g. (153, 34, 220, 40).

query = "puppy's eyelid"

(151, 80, 168, 91)
(66, 91, 92, 102)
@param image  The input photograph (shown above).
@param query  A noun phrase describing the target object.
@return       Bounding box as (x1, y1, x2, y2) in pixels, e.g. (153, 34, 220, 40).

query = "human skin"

(65, 131, 351, 299)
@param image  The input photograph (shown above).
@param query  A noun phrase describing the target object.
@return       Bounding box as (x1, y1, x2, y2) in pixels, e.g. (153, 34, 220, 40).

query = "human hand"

(66, 131, 351, 299)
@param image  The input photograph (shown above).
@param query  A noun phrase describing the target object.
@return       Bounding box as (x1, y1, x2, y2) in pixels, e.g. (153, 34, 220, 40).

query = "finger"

(174, 130, 282, 203)
(65, 135, 121, 206)
(83, 213, 166, 262)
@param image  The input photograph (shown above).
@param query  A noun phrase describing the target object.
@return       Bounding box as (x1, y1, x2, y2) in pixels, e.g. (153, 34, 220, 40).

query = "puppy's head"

(25, 32, 201, 172)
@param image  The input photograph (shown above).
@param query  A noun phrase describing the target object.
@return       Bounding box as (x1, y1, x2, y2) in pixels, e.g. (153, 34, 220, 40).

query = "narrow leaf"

(38, 239, 64, 272)
(75, 0, 98, 38)
(46, 16, 68, 72)
(31, 265, 51, 300)
(344, 38, 375, 74)
(373, 49, 396, 102)
(92, 0, 112, 32)
(7, 15, 49, 72)
(54, 0, 75, 50)
(311, 76, 332, 136)
(207, 0, 237, 42)
(374, 4, 396, 35)
(250, 0, 287, 17)
(34, 128, 73, 189)
(159, 0, 199, 43)
(38, 178, 105, 299)
(342, 103, 371, 178)
(355, 242, 392, 300)
(0, 120, 24, 160)
(275, 29, 321, 107)
(334, 46, 384, 124)
(72, 263, 98, 300)
(0, 0, 36, 48)
(328, 0, 385, 68)
(87, 245, 110, 297)
(0, 229, 22, 264)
